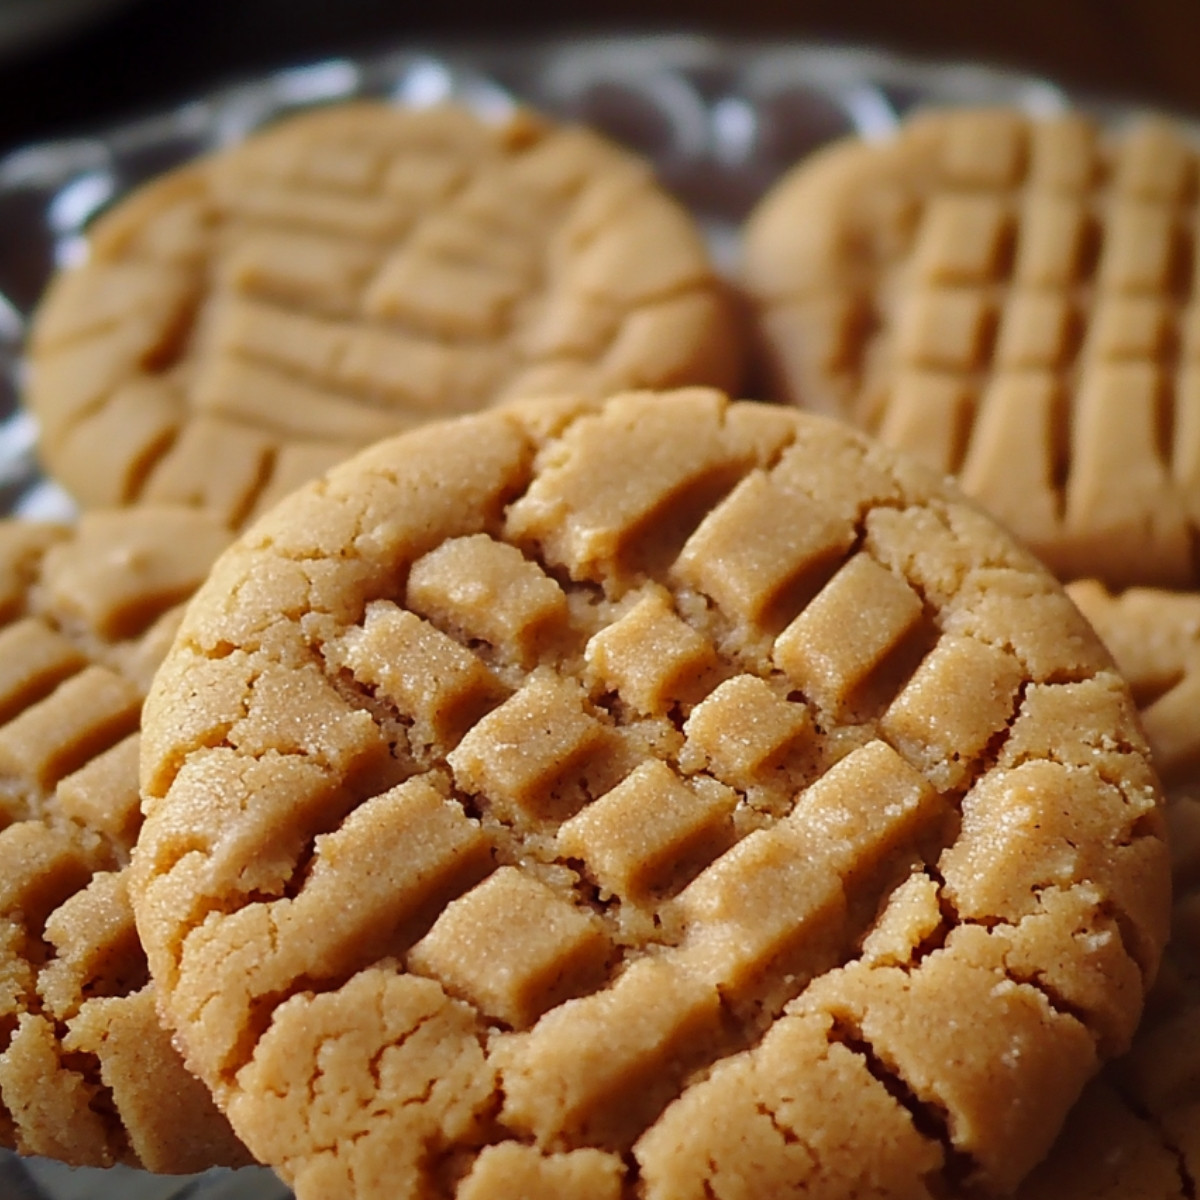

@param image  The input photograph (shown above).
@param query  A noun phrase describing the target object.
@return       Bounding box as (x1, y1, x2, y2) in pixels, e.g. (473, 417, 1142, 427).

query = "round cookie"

(27, 101, 743, 526)
(744, 108, 1200, 588)
(132, 387, 1170, 1200)
(0, 508, 250, 1172)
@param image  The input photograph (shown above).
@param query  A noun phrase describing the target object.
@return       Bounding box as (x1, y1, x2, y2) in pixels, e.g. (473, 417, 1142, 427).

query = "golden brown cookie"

(0, 508, 250, 1172)
(744, 108, 1200, 588)
(1067, 580, 1200, 791)
(27, 101, 742, 526)
(131, 387, 1169, 1200)
(1013, 790, 1200, 1200)
(1006, 582, 1200, 1197)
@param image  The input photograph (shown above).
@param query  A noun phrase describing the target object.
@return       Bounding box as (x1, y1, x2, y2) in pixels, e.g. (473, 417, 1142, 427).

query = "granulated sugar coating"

(131, 387, 1171, 1200)
(744, 109, 1200, 589)
(27, 102, 742, 526)
(0, 508, 248, 1171)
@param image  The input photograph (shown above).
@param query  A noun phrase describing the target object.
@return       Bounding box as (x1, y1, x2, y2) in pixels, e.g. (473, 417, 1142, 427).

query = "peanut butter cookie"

(0, 508, 249, 1171)
(1014, 788, 1200, 1199)
(1068, 579, 1200, 791)
(132, 387, 1170, 1199)
(745, 109, 1200, 588)
(28, 102, 742, 526)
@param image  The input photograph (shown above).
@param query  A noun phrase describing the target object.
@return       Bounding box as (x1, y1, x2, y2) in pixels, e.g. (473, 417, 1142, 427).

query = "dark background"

(2, 0, 1200, 157)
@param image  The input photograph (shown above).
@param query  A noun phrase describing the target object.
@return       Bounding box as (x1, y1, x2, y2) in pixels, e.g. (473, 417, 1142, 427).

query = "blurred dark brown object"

(0, 0, 1198, 156)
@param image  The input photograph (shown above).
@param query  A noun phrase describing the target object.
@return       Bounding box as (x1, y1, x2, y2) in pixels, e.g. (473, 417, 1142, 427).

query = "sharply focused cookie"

(745, 108, 1200, 588)
(1067, 579, 1200, 790)
(27, 102, 742, 526)
(131, 387, 1169, 1200)
(0, 508, 250, 1171)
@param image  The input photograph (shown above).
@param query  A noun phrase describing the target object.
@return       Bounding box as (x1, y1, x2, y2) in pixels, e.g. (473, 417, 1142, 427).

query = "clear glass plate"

(0, 32, 1157, 1199)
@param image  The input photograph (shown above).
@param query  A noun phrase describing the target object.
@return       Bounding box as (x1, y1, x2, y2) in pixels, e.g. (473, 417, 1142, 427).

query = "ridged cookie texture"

(745, 108, 1200, 588)
(0, 508, 251, 1172)
(132, 387, 1170, 1200)
(27, 101, 743, 526)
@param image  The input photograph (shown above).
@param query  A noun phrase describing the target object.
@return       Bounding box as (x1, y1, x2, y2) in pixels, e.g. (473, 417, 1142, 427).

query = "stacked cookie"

(2, 92, 1199, 1200)
(0, 508, 249, 1171)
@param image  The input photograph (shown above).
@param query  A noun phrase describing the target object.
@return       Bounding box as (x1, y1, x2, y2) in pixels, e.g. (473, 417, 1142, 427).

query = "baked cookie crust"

(745, 109, 1200, 589)
(0, 508, 248, 1171)
(132, 387, 1170, 1199)
(28, 102, 742, 526)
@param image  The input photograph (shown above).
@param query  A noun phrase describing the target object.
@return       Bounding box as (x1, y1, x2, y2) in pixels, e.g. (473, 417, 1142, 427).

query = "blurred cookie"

(0, 508, 250, 1171)
(28, 101, 743, 526)
(132, 387, 1168, 1200)
(1067, 579, 1200, 789)
(745, 108, 1200, 588)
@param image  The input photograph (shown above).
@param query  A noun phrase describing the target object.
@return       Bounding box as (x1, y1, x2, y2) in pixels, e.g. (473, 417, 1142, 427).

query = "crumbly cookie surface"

(28, 102, 742, 526)
(1013, 788, 1200, 1200)
(997, 583, 1200, 1198)
(745, 109, 1200, 588)
(0, 508, 249, 1171)
(132, 387, 1170, 1199)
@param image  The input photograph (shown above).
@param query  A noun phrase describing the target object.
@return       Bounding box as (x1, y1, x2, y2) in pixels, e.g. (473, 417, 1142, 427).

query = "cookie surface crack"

(827, 1015, 974, 1191)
